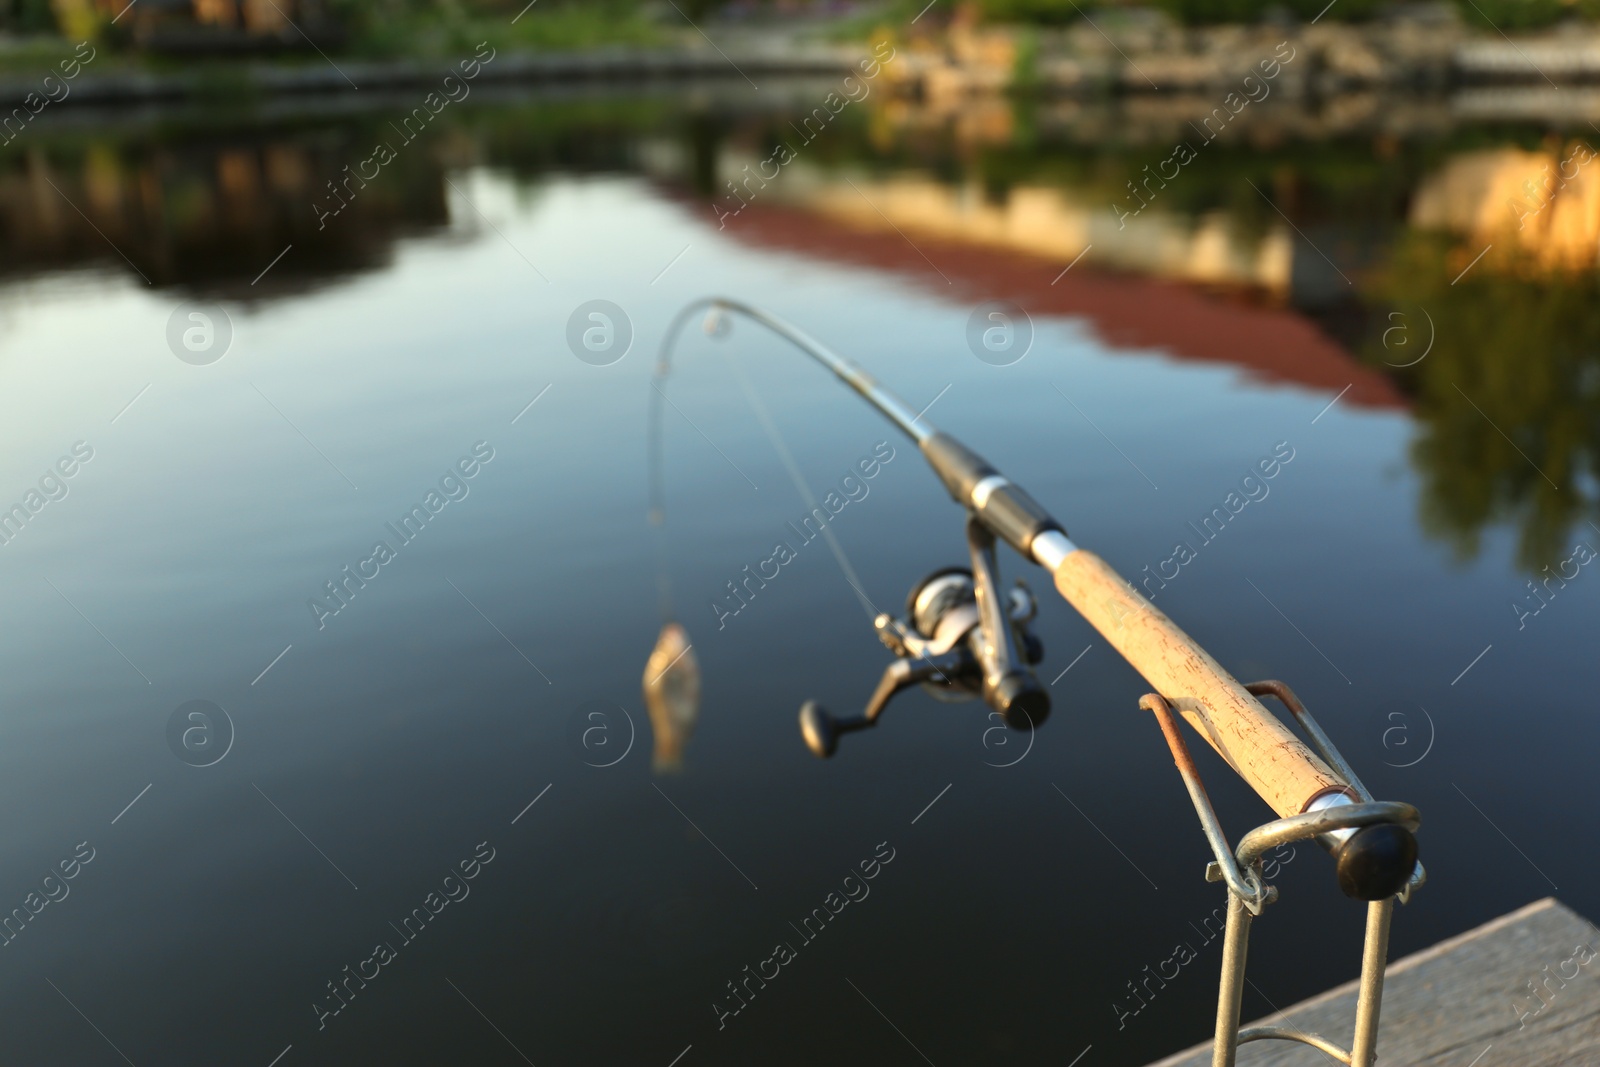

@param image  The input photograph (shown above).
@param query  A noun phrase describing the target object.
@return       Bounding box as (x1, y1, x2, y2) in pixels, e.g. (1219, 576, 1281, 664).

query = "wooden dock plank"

(1145, 897, 1600, 1066)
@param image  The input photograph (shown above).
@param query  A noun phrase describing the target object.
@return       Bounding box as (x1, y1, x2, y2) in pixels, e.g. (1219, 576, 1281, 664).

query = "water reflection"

(1364, 234, 1600, 571)
(0, 130, 450, 293)
(1372, 138, 1600, 569)
(0, 99, 664, 294)
(696, 95, 1600, 575)
(1411, 139, 1600, 269)
(4, 90, 1597, 573)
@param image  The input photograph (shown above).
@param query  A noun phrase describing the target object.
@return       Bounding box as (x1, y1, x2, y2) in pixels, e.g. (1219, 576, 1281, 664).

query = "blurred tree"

(1455, 0, 1571, 29)
(1158, 0, 1383, 20)
(974, 0, 1080, 23)
(676, 0, 726, 16)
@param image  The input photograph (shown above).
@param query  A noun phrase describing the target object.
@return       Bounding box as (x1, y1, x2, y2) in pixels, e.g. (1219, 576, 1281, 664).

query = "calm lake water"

(0, 83, 1596, 1066)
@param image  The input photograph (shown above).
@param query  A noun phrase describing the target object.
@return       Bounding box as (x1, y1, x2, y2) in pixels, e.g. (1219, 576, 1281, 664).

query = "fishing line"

(651, 305, 877, 622)
(716, 346, 875, 619)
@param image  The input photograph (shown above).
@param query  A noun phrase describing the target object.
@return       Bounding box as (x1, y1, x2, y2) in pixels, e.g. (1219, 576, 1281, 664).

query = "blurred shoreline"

(7, 10, 1600, 108)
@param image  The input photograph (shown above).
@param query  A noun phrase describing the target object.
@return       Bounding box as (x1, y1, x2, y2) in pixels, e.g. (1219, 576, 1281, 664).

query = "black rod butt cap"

(1336, 824, 1418, 900)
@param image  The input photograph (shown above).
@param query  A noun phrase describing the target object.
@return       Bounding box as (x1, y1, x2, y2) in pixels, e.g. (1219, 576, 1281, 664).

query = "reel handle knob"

(799, 701, 872, 758)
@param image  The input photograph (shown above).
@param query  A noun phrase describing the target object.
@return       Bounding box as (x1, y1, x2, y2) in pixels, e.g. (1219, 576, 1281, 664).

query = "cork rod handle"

(1052, 549, 1346, 819)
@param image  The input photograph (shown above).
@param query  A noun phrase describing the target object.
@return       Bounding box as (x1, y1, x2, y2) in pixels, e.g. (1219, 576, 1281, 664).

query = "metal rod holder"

(1139, 681, 1425, 1067)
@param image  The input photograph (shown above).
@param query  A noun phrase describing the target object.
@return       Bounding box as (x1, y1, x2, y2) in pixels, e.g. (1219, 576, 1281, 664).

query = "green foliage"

(1010, 25, 1040, 87)
(982, 0, 1399, 23)
(1454, 0, 1572, 30)
(340, 0, 665, 58)
(1152, 0, 1382, 20)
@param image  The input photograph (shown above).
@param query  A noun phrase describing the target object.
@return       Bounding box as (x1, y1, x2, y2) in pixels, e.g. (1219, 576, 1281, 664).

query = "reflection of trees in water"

(8, 99, 1600, 576)
(0, 129, 449, 295)
(0, 100, 671, 296)
(1365, 233, 1600, 573)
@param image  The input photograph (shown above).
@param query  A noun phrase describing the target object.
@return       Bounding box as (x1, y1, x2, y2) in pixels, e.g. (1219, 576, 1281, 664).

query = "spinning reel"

(799, 517, 1050, 758)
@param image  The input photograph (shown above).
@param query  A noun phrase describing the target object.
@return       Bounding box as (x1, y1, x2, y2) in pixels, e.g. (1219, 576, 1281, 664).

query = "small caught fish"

(642, 622, 700, 773)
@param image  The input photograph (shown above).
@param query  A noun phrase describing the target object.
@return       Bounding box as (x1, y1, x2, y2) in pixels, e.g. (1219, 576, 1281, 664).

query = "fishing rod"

(659, 297, 1424, 1067)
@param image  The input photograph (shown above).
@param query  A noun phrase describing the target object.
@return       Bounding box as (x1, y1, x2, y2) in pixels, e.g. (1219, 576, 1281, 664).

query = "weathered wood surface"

(1146, 897, 1600, 1067)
